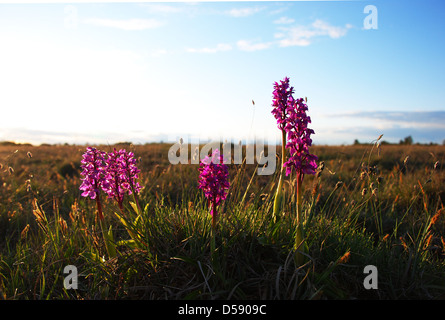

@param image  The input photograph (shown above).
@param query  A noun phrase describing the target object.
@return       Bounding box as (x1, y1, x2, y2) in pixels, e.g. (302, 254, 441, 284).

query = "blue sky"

(0, 0, 444, 145)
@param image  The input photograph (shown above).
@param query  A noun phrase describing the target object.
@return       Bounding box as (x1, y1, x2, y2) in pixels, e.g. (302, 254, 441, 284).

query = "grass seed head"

(400, 236, 409, 251)
(316, 161, 325, 178)
(59, 217, 68, 234)
(430, 209, 444, 227)
(337, 251, 351, 264)
(424, 234, 434, 250)
(20, 224, 30, 240)
(335, 181, 343, 190)
(361, 188, 368, 197)
(404, 155, 409, 166)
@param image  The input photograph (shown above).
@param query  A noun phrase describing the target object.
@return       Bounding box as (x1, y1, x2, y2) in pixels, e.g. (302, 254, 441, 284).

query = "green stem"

(273, 173, 284, 221)
(96, 196, 104, 221)
(273, 130, 287, 221)
(210, 206, 217, 268)
(296, 173, 302, 225)
(212, 204, 217, 231)
(131, 186, 142, 215)
(96, 196, 116, 259)
(294, 172, 307, 266)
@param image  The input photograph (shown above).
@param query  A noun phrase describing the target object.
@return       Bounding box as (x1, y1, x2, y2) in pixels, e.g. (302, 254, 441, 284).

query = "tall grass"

(0, 142, 444, 299)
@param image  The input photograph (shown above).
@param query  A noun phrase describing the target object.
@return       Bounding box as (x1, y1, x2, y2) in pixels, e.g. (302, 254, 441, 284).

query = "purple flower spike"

(79, 147, 108, 220)
(117, 149, 142, 196)
(271, 77, 295, 131)
(101, 148, 142, 210)
(283, 97, 318, 177)
(198, 149, 230, 228)
(79, 147, 107, 200)
(102, 148, 127, 208)
(271, 77, 317, 178)
(79, 146, 144, 219)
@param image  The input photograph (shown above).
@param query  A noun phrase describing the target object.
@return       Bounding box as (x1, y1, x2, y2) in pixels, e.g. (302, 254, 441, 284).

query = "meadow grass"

(0, 142, 444, 299)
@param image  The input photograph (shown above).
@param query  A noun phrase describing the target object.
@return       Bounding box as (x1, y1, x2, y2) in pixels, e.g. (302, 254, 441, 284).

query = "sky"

(0, 0, 444, 146)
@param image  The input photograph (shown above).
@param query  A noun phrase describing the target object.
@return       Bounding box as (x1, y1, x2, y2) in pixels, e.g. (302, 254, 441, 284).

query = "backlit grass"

(0, 142, 444, 299)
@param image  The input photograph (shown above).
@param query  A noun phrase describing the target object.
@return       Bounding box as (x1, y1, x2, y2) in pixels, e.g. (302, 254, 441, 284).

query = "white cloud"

(150, 49, 170, 57)
(141, 3, 183, 14)
(276, 19, 352, 47)
(331, 111, 445, 130)
(275, 31, 312, 47)
(273, 17, 295, 25)
(312, 19, 351, 39)
(186, 43, 232, 54)
(237, 40, 273, 52)
(227, 6, 264, 18)
(186, 19, 351, 54)
(83, 18, 164, 31)
(315, 110, 445, 144)
(269, 7, 288, 16)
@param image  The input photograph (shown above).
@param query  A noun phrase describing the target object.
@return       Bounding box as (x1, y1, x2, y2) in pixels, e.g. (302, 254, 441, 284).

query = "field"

(0, 141, 445, 300)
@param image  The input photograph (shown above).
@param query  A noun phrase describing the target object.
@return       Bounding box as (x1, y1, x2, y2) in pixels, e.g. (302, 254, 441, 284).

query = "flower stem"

(129, 179, 142, 215)
(96, 196, 104, 221)
(296, 173, 302, 225)
(96, 196, 116, 259)
(132, 192, 142, 215)
(273, 130, 287, 221)
(294, 172, 307, 265)
(211, 200, 217, 230)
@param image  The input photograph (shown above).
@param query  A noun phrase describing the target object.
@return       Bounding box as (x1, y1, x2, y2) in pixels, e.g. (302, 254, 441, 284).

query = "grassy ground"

(0, 142, 444, 299)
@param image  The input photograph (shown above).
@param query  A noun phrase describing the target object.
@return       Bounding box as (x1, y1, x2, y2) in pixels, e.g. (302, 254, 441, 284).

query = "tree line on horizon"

(1, 135, 445, 147)
(354, 135, 444, 146)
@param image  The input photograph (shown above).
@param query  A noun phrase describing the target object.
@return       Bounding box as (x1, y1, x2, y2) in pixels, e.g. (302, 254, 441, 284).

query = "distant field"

(0, 142, 444, 299)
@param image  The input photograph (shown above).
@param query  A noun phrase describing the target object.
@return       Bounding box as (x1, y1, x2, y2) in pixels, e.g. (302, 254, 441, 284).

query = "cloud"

(150, 49, 170, 57)
(333, 110, 445, 129)
(235, 19, 350, 51)
(191, 18, 351, 54)
(237, 40, 273, 52)
(141, 3, 183, 14)
(186, 40, 273, 53)
(312, 19, 352, 39)
(275, 19, 352, 47)
(186, 43, 232, 54)
(227, 6, 264, 18)
(83, 18, 164, 31)
(317, 110, 445, 144)
(269, 7, 288, 16)
(273, 17, 295, 25)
